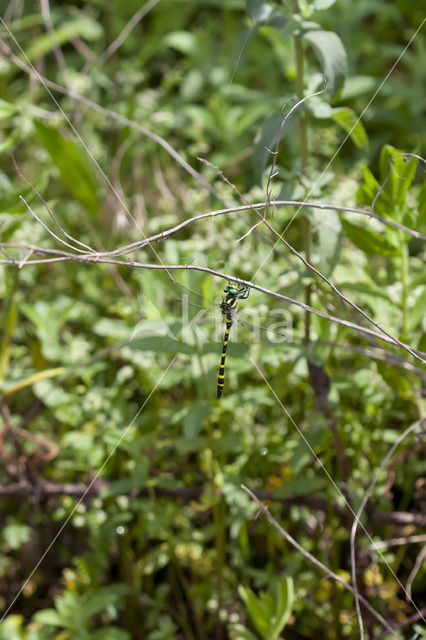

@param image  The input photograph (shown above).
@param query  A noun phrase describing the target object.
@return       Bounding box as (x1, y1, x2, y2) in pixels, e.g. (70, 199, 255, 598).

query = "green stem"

(400, 234, 409, 337)
(294, 36, 308, 174)
(293, 0, 311, 344)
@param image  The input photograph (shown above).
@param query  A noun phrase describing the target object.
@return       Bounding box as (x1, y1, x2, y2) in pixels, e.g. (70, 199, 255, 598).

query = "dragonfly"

(217, 282, 250, 399)
(171, 280, 289, 399)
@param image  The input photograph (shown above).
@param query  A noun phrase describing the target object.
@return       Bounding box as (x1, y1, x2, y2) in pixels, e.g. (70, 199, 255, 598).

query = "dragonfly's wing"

(173, 281, 219, 307)
(237, 316, 288, 340)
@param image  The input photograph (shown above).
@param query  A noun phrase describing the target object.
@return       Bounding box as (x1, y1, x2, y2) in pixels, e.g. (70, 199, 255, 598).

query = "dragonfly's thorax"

(220, 293, 239, 322)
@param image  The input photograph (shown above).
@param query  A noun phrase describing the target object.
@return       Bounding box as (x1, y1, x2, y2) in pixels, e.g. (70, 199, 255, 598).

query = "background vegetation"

(0, 1, 425, 639)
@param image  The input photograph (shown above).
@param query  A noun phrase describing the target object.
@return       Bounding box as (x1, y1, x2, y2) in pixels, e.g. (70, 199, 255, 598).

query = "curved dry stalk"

(2, 244, 426, 360)
(199, 159, 426, 366)
(405, 545, 426, 604)
(350, 419, 425, 637)
(241, 484, 402, 640)
(0, 36, 225, 205)
(19, 196, 94, 255)
(264, 79, 328, 211)
(13, 158, 95, 254)
(367, 535, 426, 552)
(99, 0, 161, 65)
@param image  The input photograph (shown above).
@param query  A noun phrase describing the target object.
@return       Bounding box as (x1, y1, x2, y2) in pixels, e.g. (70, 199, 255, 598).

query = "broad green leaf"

(331, 107, 368, 148)
(163, 31, 198, 56)
(2, 522, 31, 549)
(238, 586, 270, 640)
(418, 182, 426, 232)
(356, 165, 390, 218)
(0, 98, 19, 120)
(311, 0, 337, 9)
(26, 17, 102, 61)
(270, 577, 294, 639)
(0, 131, 19, 154)
(378, 145, 419, 215)
(302, 29, 347, 95)
(182, 401, 211, 439)
(408, 286, 426, 332)
(340, 75, 376, 100)
(272, 475, 327, 498)
(376, 362, 414, 400)
(252, 114, 285, 184)
(34, 121, 99, 216)
(314, 208, 342, 277)
(341, 219, 400, 257)
(33, 609, 63, 627)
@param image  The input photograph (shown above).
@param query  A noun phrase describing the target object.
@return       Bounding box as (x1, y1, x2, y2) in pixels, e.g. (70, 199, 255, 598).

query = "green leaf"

(252, 114, 285, 184)
(302, 29, 347, 95)
(0, 99, 19, 120)
(376, 362, 414, 400)
(2, 522, 31, 550)
(34, 121, 99, 216)
(239, 586, 270, 640)
(331, 107, 368, 148)
(163, 31, 198, 56)
(33, 609, 63, 627)
(408, 286, 426, 332)
(378, 145, 419, 215)
(270, 577, 294, 639)
(341, 219, 400, 256)
(314, 209, 342, 277)
(182, 401, 211, 439)
(340, 75, 376, 100)
(25, 16, 102, 61)
(0, 131, 19, 154)
(311, 0, 337, 9)
(272, 476, 327, 498)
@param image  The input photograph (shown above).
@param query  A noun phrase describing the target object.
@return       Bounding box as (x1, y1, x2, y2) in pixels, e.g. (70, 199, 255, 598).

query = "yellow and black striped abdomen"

(217, 319, 232, 399)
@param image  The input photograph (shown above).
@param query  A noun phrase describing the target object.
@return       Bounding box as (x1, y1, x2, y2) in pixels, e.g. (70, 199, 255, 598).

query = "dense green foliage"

(0, 1, 425, 639)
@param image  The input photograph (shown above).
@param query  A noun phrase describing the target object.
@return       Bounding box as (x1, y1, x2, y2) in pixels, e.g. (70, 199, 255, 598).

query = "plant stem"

(293, 0, 311, 344)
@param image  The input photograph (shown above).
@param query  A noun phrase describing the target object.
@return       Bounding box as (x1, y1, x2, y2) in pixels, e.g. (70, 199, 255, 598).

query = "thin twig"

(13, 157, 95, 253)
(1, 245, 425, 359)
(39, 0, 66, 70)
(0, 37, 226, 204)
(350, 419, 425, 636)
(406, 545, 426, 603)
(199, 158, 426, 365)
(241, 484, 402, 640)
(99, 0, 161, 65)
(367, 535, 426, 552)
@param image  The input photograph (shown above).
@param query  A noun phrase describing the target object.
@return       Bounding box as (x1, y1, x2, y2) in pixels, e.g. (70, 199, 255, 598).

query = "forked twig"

(198, 157, 426, 366)
(241, 484, 402, 640)
(350, 419, 425, 637)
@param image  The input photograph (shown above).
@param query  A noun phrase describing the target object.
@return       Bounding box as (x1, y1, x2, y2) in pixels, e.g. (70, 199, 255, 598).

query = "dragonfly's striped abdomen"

(216, 284, 248, 399)
(217, 319, 232, 399)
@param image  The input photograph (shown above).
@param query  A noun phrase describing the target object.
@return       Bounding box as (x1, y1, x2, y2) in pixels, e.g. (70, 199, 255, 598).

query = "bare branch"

(13, 157, 95, 253)
(0, 37, 226, 204)
(350, 419, 425, 636)
(198, 158, 426, 365)
(99, 0, 160, 65)
(406, 545, 426, 604)
(1, 244, 426, 362)
(367, 535, 426, 552)
(241, 484, 402, 640)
